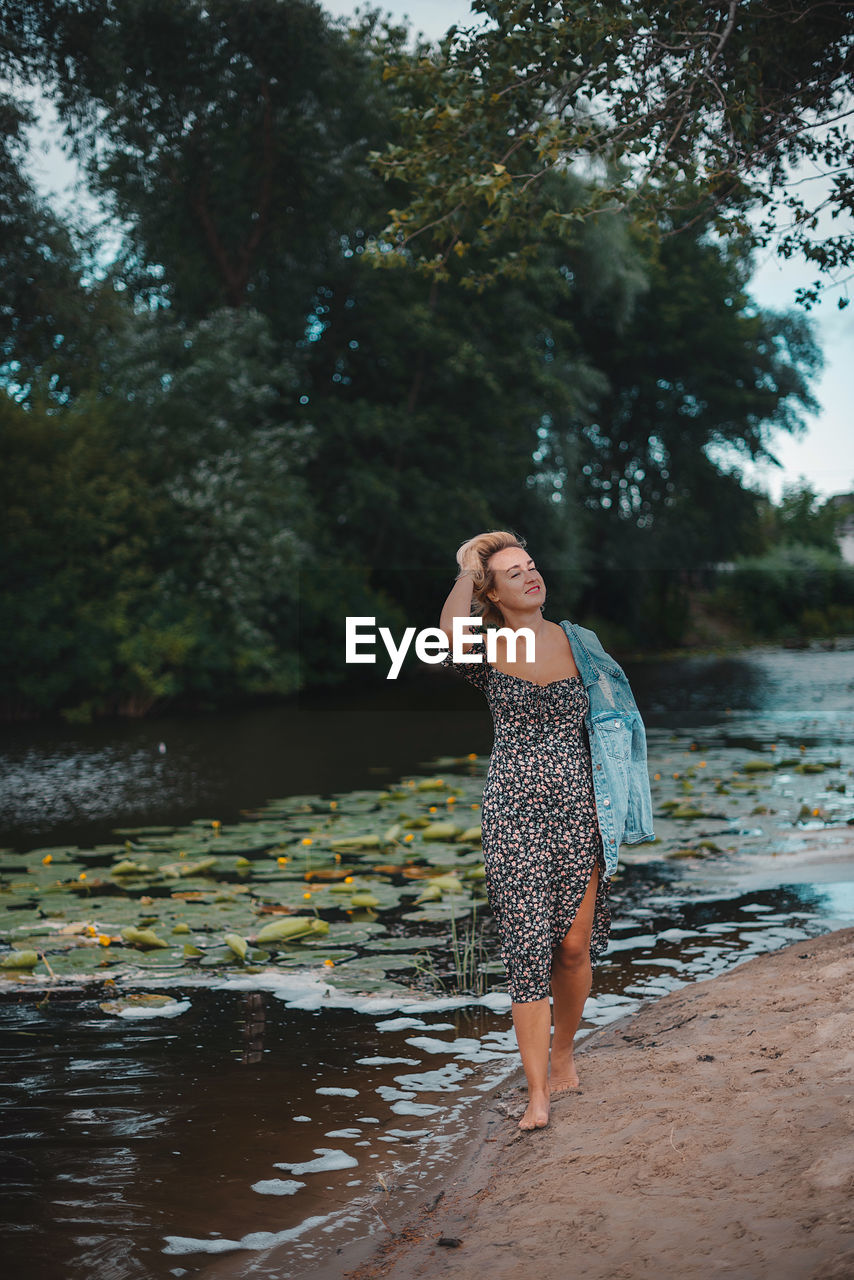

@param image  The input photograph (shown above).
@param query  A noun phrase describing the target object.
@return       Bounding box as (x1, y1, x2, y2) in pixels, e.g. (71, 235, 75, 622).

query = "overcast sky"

(26, 0, 853, 501)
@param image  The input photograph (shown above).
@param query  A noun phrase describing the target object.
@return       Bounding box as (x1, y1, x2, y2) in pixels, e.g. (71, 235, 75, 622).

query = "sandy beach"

(338, 925, 854, 1280)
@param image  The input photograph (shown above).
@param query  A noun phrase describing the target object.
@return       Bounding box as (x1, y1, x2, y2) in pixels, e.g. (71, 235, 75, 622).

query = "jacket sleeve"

(624, 712, 655, 842)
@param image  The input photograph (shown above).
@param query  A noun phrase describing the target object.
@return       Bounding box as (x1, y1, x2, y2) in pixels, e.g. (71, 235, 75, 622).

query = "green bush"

(715, 543, 854, 638)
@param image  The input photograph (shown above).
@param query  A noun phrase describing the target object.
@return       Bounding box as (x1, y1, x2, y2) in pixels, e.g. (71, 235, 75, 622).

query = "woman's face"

(486, 547, 545, 613)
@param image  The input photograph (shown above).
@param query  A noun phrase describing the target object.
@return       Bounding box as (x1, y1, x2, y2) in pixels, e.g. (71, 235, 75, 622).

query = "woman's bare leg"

(511, 996, 551, 1130)
(549, 859, 600, 1091)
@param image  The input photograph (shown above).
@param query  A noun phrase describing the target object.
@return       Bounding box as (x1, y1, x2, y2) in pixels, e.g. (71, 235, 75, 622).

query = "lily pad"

(224, 933, 248, 960)
(100, 993, 184, 1015)
(121, 926, 170, 950)
(0, 949, 40, 969)
(255, 916, 329, 944)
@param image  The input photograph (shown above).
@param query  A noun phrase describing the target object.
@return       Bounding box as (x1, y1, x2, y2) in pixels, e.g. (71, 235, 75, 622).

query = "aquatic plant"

(0, 755, 498, 998)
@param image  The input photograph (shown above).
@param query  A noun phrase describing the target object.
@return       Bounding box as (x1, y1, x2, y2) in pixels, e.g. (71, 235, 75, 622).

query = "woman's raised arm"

(439, 572, 476, 646)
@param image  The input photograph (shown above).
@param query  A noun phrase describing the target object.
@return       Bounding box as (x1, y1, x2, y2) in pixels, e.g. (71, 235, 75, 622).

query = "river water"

(1, 642, 853, 1280)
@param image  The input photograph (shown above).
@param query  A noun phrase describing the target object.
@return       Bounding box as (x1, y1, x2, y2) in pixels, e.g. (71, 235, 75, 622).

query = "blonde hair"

(455, 529, 536, 629)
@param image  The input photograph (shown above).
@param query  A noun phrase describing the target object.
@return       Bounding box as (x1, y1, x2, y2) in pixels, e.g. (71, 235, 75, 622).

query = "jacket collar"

(560, 620, 599, 689)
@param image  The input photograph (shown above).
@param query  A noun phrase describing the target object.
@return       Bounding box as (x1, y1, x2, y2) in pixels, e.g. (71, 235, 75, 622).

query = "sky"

(25, 0, 853, 503)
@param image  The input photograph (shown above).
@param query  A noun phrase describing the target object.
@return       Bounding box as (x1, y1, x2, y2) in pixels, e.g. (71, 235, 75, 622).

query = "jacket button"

(603, 798, 610, 806)
(613, 720, 620, 728)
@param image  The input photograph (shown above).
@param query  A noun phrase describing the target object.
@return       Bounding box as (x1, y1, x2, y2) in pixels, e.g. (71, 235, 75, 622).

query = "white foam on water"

(375, 1017, 427, 1032)
(390, 1099, 442, 1117)
(315, 1086, 359, 1097)
(606, 933, 660, 952)
(375, 1017, 456, 1032)
(375, 1085, 416, 1102)
(274, 1148, 359, 1175)
(119, 971, 400, 1013)
(394, 1064, 472, 1093)
(109, 1000, 192, 1019)
(132, 969, 513, 1016)
(163, 1207, 357, 1255)
(405, 1036, 456, 1054)
(325, 1128, 362, 1139)
(355, 1056, 421, 1066)
(480, 1028, 517, 1048)
(251, 1179, 306, 1196)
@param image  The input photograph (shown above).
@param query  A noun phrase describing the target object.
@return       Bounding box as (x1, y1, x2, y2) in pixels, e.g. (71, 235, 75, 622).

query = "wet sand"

(337, 926, 854, 1280)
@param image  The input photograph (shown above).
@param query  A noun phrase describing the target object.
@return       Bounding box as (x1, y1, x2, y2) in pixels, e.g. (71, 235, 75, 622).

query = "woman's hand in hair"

(455, 539, 482, 582)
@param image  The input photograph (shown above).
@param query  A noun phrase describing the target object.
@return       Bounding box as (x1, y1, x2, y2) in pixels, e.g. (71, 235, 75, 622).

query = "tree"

(560, 217, 824, 638)
(292, 168, 653, 625)
(765, 480, 847, 551)
(102, 306, 318, 701)
(365, 0, 854, 304)
(0, 87, 114, 401)
(30, 0, 399, 332)
(0, 386, 161, 717)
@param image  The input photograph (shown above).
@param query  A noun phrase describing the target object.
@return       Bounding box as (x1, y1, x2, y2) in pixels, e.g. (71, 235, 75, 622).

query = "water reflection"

(241, 992, 266, 1066)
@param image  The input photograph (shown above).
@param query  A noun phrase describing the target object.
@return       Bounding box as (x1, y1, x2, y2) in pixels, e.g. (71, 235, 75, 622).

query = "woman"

(438, 530, 635, 1132)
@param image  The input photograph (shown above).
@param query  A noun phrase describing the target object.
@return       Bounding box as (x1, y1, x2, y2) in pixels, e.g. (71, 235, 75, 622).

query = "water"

(1, 642, 853, 1278)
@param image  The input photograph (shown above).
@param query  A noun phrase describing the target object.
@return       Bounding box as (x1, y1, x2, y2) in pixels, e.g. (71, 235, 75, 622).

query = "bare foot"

(518, 1088, 550, 1131)
(550, 1048, 580, 1093)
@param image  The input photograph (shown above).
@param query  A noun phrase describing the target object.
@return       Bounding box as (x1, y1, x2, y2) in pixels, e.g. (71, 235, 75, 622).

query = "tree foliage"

(366, 0, 854, 304)
(29, 0, 396, 328)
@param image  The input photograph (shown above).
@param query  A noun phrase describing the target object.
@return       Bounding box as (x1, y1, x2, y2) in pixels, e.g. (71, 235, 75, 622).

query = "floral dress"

(442, 637, 611, 1002)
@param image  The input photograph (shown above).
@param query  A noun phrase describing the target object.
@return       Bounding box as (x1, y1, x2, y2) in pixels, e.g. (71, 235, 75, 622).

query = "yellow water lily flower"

(42, 854, 52, 865)
(98, 935, 111, 947)
(301, 837, 313, 846)
(277, 856, 289, 866)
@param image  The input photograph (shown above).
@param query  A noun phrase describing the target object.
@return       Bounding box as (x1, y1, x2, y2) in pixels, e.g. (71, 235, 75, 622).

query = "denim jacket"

(560, 620, 654, 875)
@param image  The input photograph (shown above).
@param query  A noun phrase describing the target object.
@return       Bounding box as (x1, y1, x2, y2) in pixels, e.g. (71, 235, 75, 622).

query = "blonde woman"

(439, 530, 614, 1131)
